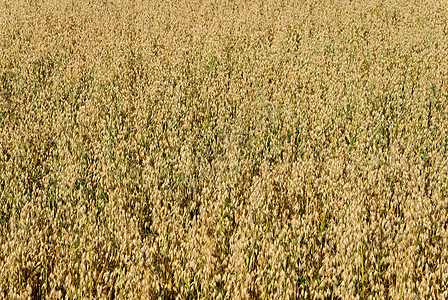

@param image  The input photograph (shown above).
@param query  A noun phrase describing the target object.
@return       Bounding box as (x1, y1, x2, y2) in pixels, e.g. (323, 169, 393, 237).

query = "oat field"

(1, 0, 448, 298)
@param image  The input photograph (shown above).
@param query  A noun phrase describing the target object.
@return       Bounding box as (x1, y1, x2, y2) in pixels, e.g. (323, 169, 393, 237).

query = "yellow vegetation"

(1, 0, 448, 298)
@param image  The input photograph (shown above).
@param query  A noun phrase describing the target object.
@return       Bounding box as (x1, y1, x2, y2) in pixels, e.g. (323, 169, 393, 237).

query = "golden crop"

(1, 0, 448, 298)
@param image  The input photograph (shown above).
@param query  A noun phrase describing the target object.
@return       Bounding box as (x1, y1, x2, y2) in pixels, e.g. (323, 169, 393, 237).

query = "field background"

(1, 0, 448, 298)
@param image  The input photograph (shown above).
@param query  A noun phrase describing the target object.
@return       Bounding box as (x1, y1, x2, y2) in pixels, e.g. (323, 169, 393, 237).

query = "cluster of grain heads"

(2, 0, 448, 298)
